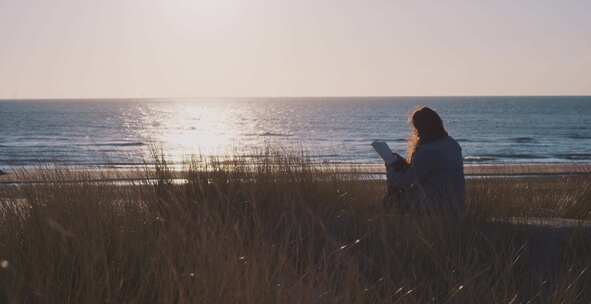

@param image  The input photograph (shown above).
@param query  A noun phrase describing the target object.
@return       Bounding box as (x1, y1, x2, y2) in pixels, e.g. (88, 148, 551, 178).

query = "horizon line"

(2, 94, 591, 101)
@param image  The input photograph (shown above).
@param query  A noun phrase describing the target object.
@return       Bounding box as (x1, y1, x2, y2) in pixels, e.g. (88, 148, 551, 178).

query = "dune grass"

(0, 150, 591, 303)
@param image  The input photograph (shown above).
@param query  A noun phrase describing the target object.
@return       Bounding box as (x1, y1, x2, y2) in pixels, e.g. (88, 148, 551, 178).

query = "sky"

(0, 0, 590, 99)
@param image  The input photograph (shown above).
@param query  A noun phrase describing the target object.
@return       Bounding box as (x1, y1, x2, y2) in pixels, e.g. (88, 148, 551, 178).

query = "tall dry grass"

(0, 150, 590, 303)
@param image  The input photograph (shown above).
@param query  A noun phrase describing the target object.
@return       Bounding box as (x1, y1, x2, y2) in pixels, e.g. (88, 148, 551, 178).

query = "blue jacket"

(387, 136, 465, 215)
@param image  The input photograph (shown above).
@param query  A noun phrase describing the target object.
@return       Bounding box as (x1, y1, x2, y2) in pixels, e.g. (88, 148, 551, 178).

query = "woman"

(386, 107, 465, 216)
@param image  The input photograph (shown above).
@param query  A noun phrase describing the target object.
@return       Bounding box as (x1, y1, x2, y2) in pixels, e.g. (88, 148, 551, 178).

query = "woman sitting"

(385, 107, 465, 216)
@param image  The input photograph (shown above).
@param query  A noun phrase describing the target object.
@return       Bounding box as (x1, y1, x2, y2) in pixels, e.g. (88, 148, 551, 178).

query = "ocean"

(1, 96, 591, 170)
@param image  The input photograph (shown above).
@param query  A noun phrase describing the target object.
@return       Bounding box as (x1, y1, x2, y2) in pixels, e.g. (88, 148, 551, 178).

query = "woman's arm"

(387, 148, 436, 188)
(386, 164, 414, 187)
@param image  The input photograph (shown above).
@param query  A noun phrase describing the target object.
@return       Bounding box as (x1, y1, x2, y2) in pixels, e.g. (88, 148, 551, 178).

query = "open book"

(371, 140, 400, 165)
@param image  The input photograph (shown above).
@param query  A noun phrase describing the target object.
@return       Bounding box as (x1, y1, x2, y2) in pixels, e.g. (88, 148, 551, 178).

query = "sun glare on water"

(136, 101, 244, 164)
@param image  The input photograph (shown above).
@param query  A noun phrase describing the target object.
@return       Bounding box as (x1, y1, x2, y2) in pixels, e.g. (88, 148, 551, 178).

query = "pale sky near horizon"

(1, 0, 590, 99)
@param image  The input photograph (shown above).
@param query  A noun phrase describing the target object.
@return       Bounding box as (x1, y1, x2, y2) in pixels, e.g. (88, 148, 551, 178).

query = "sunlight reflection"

(138, 101, 243, 163)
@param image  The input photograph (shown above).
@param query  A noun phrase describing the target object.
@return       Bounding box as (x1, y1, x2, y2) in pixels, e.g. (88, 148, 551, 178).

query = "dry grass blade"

(0, 149, 590, 303)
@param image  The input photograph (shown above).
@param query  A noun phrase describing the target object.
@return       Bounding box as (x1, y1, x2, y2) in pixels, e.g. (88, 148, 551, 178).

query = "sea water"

(1, 96, 590, 169)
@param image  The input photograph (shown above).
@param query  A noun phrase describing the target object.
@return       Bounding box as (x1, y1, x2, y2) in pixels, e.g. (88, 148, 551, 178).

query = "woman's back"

(387, 137, 465, 216)
(411, 136, 465, 214)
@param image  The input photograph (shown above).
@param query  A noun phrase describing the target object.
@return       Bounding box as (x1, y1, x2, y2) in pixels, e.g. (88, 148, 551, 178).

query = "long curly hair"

(407, 107, 448, 162)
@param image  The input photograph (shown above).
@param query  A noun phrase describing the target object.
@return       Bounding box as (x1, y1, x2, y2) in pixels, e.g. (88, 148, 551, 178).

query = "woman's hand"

(386, 153, 407, 172)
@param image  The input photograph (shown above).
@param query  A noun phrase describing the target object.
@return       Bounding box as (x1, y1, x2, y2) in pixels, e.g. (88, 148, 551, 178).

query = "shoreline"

(1, 162, 590, 184)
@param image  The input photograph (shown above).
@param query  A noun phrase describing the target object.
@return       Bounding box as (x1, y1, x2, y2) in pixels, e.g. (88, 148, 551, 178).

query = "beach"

(2, 162, 591, 185)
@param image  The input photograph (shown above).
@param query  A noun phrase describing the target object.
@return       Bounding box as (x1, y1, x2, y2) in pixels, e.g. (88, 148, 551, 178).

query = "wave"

(369, 138, 407, 143)
(503, 154, 549, 159)
(464, 156, 497, 162)
(0, 142, 146, 148)
(567, 134, 591, 140)
(369, 138, 485, 144)
(0, 158, 67, 164)
(308, 154, 340, 158)
(554, 153, 591, 160)
(260, 132, 292, 137)
(456, 138, 474, 143)
(390, 138, 408, 143)
(465, 153, 549, 161)
(508, 137, 537, 143)
(0, 159, 149, 167)
(243, 132, 293, 137)
(79, 142, 145, 147)
(342, 138, 406, 143)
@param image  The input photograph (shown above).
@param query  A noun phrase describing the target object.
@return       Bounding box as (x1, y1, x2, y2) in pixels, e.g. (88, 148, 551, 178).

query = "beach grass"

(0, 150, 591, 303)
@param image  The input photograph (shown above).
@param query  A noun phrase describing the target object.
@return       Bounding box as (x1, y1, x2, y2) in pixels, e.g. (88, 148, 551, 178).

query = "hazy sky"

(1, 0, 590, 98)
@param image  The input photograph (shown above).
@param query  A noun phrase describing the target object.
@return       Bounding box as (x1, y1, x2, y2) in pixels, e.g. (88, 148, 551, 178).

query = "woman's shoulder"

(421, 135, 452, 147)
(446, 136, 462, 150)
(419, 136, 461, 153)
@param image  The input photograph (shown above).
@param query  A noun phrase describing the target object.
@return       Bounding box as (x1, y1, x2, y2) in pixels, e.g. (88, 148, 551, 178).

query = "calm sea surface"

(1, 96, 591, 169)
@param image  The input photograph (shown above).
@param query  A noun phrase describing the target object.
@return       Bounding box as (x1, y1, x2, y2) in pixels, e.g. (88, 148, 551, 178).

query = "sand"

(347, 163, 591, 176)
(1, 163, 590, 184)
